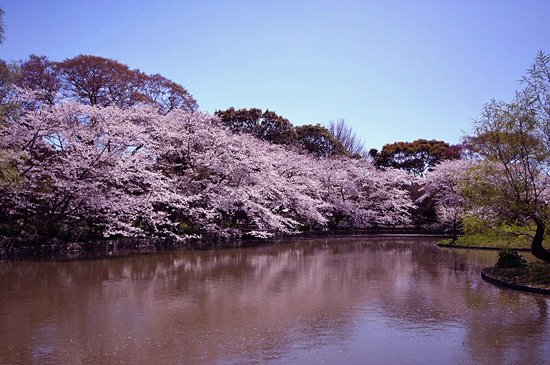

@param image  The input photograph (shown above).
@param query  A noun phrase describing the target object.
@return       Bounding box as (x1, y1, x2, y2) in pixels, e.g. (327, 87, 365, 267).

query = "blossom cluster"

(0, 91, 416, 242)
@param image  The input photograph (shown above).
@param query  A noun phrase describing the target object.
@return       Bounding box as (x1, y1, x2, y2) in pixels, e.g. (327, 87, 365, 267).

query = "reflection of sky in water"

(1, 236, 550, 364)
(277, 308, 466, 365)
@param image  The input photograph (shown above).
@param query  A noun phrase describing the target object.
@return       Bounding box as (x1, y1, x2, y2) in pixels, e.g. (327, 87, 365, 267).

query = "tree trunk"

(452, 217, 458, 242)
(531, 218, 550, 262)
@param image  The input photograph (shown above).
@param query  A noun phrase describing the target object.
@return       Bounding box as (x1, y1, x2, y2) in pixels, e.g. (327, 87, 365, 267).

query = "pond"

(1, 236, 550, 364)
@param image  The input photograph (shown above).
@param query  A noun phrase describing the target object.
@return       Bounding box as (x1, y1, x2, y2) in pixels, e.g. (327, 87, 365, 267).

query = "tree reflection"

(1, 237, 549, 363)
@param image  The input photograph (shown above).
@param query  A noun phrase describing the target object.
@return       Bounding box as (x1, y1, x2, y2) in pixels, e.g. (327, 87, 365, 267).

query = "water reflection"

(1, 237, 549, 364)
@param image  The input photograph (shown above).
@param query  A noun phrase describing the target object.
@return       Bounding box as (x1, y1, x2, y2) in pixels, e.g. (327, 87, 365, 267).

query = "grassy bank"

(439, 233, 550, 250)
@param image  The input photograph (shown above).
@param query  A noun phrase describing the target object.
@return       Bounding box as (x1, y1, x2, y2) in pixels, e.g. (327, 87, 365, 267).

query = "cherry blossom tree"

(0, 90, 194, 239)
(422, 159, 473, 240)
(1, 89, 418, 243)
(318, 157, 415, 228)
(163, 119, 329, 237)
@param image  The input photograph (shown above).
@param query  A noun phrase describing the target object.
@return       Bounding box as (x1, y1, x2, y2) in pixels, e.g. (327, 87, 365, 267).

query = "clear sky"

(2, 0, 550, 150)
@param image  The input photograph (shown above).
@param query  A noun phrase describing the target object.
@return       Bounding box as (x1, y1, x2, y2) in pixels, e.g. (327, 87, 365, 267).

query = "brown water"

(1, 236, 550, 364)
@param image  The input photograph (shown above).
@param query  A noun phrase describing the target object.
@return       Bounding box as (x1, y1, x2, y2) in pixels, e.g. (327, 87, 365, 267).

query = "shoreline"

(481, 267, 550, 295)
(437, 242, 533, 251)
(7, 231, 550, 295)
(440, 241, 550, 295)
(1, 228, 448, 262)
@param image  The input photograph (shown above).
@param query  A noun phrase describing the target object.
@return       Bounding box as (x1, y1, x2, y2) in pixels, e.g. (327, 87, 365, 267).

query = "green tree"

(215, 107, 296, 145)
(216, 107, 263, 134)
(373, 139, 460, 176)
(256, 110, 297, 145)
(0, 43, 23, 220)
(295, 124, 347, 157)
(0, 59, 20, 121)
(464, 51, 550, 262)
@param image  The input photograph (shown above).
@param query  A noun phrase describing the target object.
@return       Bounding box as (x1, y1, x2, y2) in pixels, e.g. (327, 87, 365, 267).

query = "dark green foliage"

(0, 59, 21, 121)
(216, 108, 360, 158)
(373, 139, 461, 176)
(295, 124, 348, 157)
(484, 262, 550, 289)
(497, 249, 528, 269)
(257, 110, 297, 145)
(528, 263, 550, 285)
(215, 107, 297, 145)
(216, 107, 263, 134)
(405, 183, 437, 227)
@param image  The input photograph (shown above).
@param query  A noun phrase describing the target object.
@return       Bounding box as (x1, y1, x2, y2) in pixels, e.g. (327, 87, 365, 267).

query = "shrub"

(496, 249, 528, 268)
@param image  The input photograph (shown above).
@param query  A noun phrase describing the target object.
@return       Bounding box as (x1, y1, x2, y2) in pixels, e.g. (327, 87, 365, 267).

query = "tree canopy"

(215, 107, 296, 145)
(12, 54, 198, 113)
(1, 90, 416, 243)
(0, 59, 20, 121)
(464, 50, 550, 261)
(216, 108, 352, 157)
(295, 124, 348, 157)
(373, 139, 461, 176)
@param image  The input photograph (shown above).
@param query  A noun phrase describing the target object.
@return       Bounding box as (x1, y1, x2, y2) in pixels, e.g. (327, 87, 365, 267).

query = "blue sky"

(2, 0, 550, 150)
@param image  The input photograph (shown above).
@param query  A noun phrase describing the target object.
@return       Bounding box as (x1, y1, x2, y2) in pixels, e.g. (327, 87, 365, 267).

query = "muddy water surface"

(1, 236, 549, 364)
